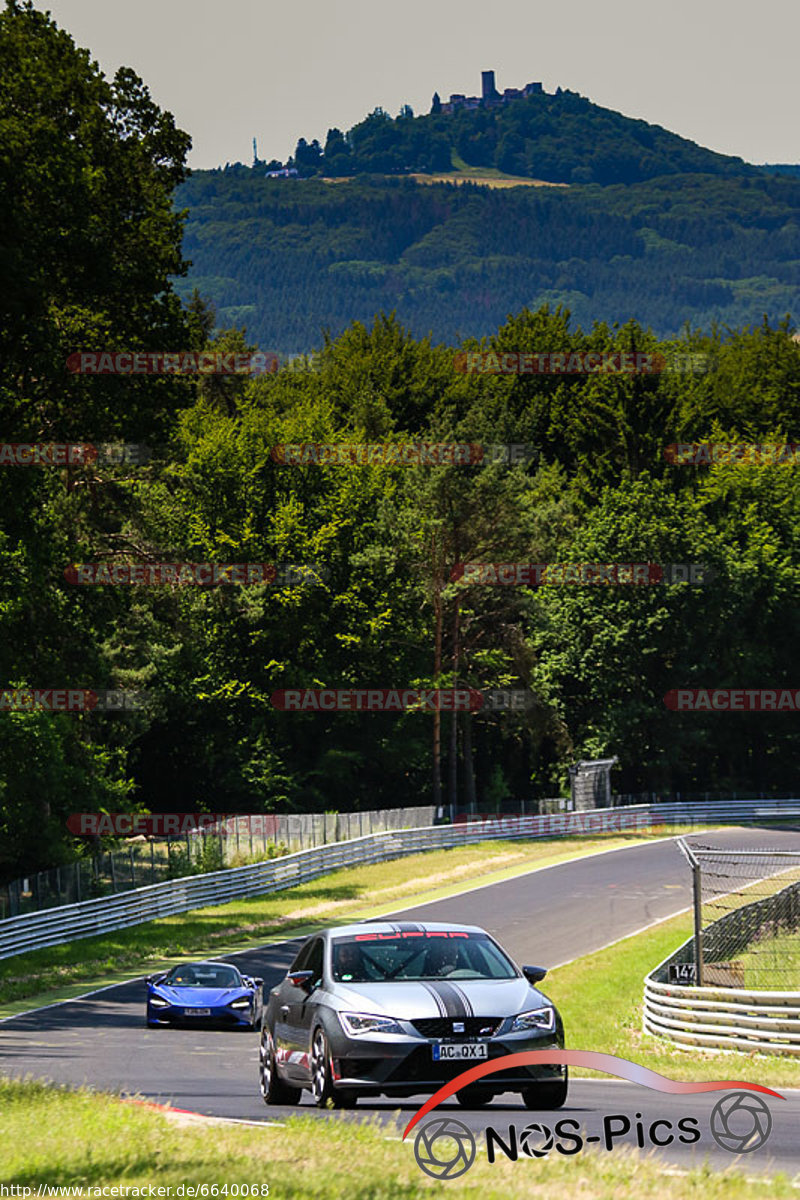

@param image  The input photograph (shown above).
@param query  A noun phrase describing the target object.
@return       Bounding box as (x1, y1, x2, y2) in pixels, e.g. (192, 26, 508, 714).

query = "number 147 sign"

(668, 963, 697, 983)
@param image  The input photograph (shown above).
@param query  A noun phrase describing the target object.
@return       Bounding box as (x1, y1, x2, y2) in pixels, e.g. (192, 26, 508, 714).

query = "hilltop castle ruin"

(433, 70, 544, 115)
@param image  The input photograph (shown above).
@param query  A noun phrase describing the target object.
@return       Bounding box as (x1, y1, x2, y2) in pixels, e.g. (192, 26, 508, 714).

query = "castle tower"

(481, 70, 497, 100)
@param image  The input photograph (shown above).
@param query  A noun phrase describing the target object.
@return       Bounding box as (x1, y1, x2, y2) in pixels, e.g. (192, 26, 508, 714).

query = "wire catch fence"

(677, 839, 800, 990)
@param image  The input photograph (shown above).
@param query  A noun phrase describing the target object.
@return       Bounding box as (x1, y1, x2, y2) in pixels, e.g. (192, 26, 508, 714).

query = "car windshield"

(331, 933, 517, 982)
(165, 964, 242, 989)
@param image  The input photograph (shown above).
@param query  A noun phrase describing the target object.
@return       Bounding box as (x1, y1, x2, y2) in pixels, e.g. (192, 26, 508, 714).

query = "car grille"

(411, 1017, 502, 1039)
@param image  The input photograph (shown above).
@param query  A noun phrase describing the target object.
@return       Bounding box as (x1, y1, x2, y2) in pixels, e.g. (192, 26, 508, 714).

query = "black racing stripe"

(421, 982, 447, 1016)
(449, 983, 474, 1016)
(427, 981, 469, 1019)
(395, 921, 422, 933)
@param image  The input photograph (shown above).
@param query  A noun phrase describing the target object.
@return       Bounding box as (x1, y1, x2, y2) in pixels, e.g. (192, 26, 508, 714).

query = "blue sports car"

(146, 961, 263, 1029)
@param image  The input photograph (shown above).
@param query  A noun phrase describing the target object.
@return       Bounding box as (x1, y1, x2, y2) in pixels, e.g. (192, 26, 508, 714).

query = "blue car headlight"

(149, 996, 169, 1009)
(511, 1006, 556, 1033)
(339, 1012, 404, 1037)
(229, 998, 252, 1010)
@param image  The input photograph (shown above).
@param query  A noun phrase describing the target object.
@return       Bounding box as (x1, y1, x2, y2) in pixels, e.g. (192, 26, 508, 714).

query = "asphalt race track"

(3, 829, 800, 1181)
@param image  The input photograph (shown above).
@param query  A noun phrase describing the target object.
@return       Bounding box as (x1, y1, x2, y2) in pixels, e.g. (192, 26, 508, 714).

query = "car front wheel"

(521, 1068, 568, 1110)
(259, 1029, 301, 1106)
(310, 1028, 357, 1109)
(456, 1086, 492, 1108)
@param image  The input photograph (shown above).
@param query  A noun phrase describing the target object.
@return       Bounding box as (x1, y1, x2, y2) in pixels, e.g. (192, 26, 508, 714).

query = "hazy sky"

(44, 0, 799, 170)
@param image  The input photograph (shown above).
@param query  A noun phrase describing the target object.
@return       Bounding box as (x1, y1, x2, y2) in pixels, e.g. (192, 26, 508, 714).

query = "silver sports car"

(259, 920, 566, 1109)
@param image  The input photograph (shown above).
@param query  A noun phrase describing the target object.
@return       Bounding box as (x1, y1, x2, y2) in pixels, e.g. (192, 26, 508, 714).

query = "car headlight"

(230, 998, 252, 1009)
(149, 996, 169, 1008)
(339, 1012, 404, 1037)
(511, 1005, 556, 1033)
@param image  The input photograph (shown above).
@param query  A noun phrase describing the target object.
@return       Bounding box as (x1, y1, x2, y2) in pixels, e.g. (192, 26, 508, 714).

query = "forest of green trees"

(176, 170, 800, 354)
(3, 2, 800, 879)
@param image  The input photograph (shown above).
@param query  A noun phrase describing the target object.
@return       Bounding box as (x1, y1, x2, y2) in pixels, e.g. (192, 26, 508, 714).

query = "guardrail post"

(692, 859, 704, 986)
(677, 838, 704, 986)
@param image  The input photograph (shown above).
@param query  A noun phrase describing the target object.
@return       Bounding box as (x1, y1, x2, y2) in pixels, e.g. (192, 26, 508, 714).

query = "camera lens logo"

(710, 1091, 772, 1153)
(520, 1122, 555, 1157)
(414, 1117, 476, 1180)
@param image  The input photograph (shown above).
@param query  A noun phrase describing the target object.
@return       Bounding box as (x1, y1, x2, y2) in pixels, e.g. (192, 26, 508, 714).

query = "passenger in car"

(335, 942, 368, 981)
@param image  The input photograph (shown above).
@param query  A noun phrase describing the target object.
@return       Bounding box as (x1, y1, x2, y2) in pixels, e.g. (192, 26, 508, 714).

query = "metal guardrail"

(644, 943, 800, 1055)
(1, 796, 798, 961)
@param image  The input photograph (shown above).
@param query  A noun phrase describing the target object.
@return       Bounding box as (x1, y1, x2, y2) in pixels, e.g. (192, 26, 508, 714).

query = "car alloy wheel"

(259, 1029, 301, 1106)
(311, 1028, 356, 1109)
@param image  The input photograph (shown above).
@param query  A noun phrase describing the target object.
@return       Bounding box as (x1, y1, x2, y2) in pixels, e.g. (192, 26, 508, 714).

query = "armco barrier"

(1, 797, 798, 961)
(644, 941, 800, 1055)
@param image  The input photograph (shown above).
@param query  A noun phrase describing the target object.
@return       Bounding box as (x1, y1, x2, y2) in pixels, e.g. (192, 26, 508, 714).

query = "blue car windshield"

(165, 964, 242, 988)
(331, 933, 517, 982)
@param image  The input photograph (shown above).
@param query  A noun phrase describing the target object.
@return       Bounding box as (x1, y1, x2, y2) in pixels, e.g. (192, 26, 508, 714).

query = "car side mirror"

(145, 974, 161, 984)
(287, 969, 315, 991)
(523, 965, 548, 984)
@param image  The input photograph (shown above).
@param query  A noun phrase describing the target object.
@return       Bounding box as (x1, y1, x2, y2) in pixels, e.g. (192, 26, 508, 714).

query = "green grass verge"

(738, 929, 800, 990)
(1, 830, 694, 1013)
(544, 912, 800, 1088)
(0, 1077, 795, 1196)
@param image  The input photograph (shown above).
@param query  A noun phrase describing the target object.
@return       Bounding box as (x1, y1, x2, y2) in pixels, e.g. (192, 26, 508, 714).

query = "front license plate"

(432, 1042, 489, 1061)
(184, 1007, 211, 1016)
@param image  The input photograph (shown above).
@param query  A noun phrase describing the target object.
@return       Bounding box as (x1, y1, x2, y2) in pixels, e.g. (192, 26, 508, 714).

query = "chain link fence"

(677, 840, 800, 990)
(613, 789, 800, 807)
(0, 806, 438, 918)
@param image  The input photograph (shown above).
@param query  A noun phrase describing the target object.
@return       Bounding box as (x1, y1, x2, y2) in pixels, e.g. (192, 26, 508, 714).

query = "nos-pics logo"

(404, 1050, 781, 1180)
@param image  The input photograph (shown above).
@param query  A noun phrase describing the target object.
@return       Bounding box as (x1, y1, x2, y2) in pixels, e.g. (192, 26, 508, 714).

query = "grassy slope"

(1, 1078, 795, 1197)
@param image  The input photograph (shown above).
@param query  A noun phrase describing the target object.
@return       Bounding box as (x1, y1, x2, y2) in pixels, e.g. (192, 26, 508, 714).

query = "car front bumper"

(147, 1002, 256, 1027)
(329, 1026, 565, 1095)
